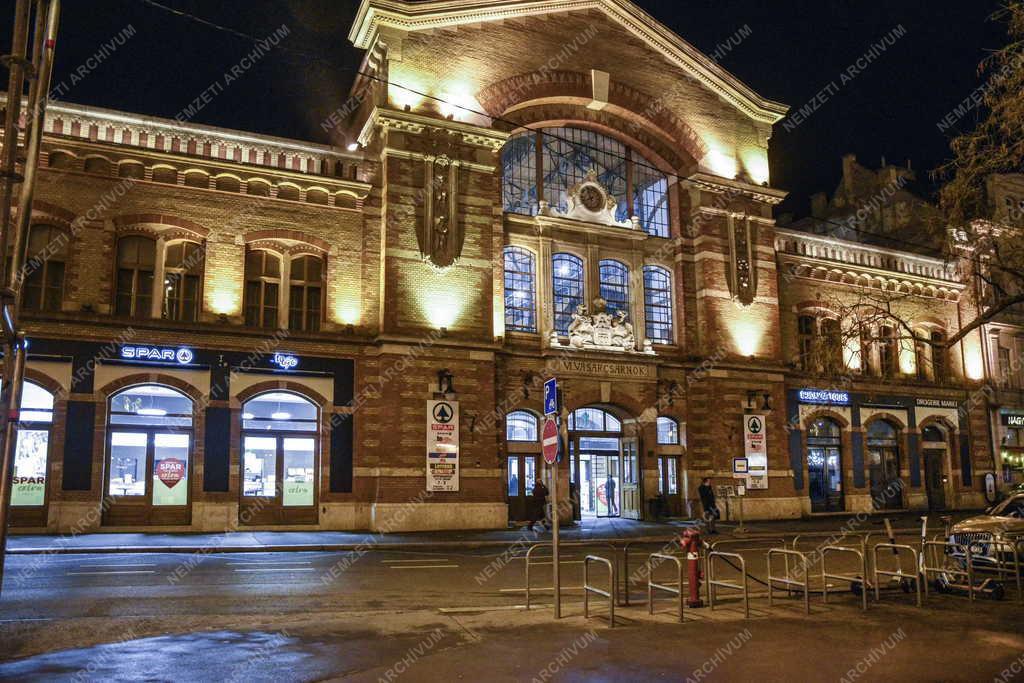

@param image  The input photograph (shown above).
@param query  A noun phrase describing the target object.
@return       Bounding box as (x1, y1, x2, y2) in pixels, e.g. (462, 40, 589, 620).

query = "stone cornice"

(358, 106, 509, 150)
(349, 0, 789, 124)
(685, 172, 788, 205)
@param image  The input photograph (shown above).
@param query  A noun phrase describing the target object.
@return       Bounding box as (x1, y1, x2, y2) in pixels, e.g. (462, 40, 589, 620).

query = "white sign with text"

(426, 400, 459, 492)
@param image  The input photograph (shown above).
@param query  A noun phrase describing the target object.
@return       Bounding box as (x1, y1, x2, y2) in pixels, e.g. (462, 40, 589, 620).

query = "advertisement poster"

(743, 414, 768, 490)
(11, 429, 48, 506)
(152, 457, 188, 506)
(426, 400, 459, 492)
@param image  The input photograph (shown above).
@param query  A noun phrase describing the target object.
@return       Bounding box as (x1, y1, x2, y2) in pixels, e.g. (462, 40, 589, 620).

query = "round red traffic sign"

(542, 417, 559, 464)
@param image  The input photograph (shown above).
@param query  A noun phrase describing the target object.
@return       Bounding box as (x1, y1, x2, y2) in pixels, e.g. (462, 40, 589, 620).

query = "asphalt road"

(0, 536, 1020, 681)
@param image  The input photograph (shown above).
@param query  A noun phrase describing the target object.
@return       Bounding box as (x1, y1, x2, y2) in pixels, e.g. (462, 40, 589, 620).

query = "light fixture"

(346, 142, 359, 152)
(242, 412, 255, 420)
(137, 407, 167, 417)
(437, 369, 456, 395)
(271, 411, 291, 420)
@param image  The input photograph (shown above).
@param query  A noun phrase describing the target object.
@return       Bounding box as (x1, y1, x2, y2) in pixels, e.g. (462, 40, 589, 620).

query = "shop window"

(244, 249, 281, 328)
(162, 241, 204, 323)
(115, 235, 156, 318)
(241, 392, 318, 507)
(11, 381, 53, 507)
(506, 411, 539, 442)
(552, 253, 584, 334)
(22, 224, 68, 313)
(643, 266, 673, 344)
(503, 247, 536, 333)
(288, 255, 323, 332)
(569, 407, 621, 433)
(656, 416, 679, 445)
(599, 259, 630, 319)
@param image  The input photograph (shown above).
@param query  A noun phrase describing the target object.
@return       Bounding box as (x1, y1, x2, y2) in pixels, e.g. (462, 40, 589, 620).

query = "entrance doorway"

(240, 391, 319, 525)
(568, 407, 641, 520)
(867, 420, 904, 510)
(506, 454, 539, 521)
(807, 417, 845, 512)
(921, 425, 948, 511)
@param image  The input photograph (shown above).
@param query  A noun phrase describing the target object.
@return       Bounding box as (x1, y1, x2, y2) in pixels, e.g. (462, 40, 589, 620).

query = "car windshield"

(988, 496, 1024, 518)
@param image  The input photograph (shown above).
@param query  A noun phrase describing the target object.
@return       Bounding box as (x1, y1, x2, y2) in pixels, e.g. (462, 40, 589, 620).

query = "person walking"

(605, 475, 618, 516)
(698, 477, 719, 534)
(528, 479, 551, 532)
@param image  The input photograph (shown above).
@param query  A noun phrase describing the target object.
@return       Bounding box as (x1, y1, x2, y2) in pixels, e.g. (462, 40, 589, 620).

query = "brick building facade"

(3, 0, 1010, 534)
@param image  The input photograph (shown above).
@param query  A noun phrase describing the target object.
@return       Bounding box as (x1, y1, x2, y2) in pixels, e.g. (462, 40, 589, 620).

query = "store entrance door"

(506, 454, 538, 521)
(620, 437, 641, 519)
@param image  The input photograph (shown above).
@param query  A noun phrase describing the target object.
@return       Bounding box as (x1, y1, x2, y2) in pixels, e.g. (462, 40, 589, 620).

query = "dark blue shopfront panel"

(62, 401, 95, 490)
(851, 430, 865, 488)
(203, 407, 231, 492)
(907, 433, 921, 487)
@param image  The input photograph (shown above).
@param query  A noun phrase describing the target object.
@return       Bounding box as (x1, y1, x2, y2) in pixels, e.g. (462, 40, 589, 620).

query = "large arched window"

(656, 416, 679, 445)
(11, 381, 53, 507)
(107, 384, 193, 506)
(503, 247, 536, 333)
(643, 265, 673, 344)
(501, 127, 670, 237)
(288, 254, 324, 332)
(115, 235, 156, 318)
(552, 253, 584, 334)
(807, 417, 844, 512)
(599, 259, 630, 318)
(244, 249, 281, 328)
(569, 408, 622, 432)
(241, 391, 318, 508)
(506, 411, 539, 442)
(162, 240, 204, 322)
(22, 225, 68, 313)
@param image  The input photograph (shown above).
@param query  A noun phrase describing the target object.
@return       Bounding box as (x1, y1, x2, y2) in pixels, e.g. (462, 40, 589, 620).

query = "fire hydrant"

(681, 527, 704, 607)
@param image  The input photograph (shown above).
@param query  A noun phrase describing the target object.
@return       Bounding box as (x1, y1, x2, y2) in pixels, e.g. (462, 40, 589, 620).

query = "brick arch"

(99, 373, 205, 407)
(244, 229, 330, 254)
(22, 367, 65, 400)
(863, 412, 907, 432)
(564, 394, 645, 425)
(235, 381, 329, 409)
(917, 415, 957, 436)
(16, 200, 77, 232)
(802, 408, 850, 431)
(113, 214, 210, 239)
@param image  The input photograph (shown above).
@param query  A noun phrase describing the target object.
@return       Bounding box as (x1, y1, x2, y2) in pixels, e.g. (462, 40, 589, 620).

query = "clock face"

(579, 185, 604, 211)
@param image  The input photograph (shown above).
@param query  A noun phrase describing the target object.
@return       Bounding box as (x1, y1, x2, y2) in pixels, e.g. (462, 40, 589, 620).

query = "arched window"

(878, 325, 898, 377)
(163, 241, 204, 322)
(288, 255, 323, 332)
(506, 411, 539, 441)
(643, 266, 672, 344)
(115, 235, 156, 318)
(501, 127, 670, 237)
(503, 247, 536, 333)
(867, 419, 902, 510)
(930, 331, 947, 382)
(552, 253, 584, 334)
(244, 249, 281, 328)
(807, 417, 844, 512)
(922, 425, 946, 442)
(107, 384, 193, 505)
(11, 381, 54, 507)
(22, 225, 68, 312)
(599, 259, 629, 318)
(241, 391, 318, 507)
(569, 408, 621, 432)
(656, 416, 679, 445)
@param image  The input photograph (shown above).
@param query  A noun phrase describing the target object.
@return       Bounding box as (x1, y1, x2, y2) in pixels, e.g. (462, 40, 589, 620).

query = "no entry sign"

(542, 417, 559, 464)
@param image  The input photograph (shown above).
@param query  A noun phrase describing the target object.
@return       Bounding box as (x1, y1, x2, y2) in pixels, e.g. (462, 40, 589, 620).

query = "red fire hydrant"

(681, 527, 704, 608)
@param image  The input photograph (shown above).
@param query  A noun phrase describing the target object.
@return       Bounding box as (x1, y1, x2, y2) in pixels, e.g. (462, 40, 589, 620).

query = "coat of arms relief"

(549, 297, 655, 355)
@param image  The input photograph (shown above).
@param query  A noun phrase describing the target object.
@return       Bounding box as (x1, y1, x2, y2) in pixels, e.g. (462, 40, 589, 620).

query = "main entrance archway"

(568, 406, 641, 520)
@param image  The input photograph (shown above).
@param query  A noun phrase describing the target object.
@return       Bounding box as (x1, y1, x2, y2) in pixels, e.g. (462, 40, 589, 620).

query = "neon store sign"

(797, 389, 850, 405)
(271, 353, 299, 370)
(120, 345, 195, 365)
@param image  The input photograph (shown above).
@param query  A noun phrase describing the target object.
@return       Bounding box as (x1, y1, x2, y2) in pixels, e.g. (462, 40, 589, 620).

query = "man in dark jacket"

(698, 477, 718, 534)
(528, 479, 551, 532)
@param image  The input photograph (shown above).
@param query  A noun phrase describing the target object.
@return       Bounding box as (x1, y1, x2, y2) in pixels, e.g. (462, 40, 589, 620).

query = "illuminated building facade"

(4, 0, 1002, 533)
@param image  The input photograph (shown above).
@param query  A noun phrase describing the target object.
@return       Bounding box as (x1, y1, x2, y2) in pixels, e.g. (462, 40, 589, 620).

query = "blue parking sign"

(544, 378, 558, 416)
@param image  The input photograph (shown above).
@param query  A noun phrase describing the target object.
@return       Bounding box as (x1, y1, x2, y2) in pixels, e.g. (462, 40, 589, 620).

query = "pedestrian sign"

(543, 377, 558, 416)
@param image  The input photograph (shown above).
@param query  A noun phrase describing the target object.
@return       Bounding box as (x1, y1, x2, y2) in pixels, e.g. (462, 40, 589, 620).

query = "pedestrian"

(698, 477, 719, 534)
(528, 479, 551, 532)
(605, 475, 618, 515)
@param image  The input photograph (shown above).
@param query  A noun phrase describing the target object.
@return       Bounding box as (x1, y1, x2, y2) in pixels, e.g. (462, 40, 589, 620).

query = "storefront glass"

(11, 381, 53, 507)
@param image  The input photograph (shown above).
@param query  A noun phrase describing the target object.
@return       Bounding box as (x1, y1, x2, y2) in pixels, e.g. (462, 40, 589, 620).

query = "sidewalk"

(5, 510, 971, 554)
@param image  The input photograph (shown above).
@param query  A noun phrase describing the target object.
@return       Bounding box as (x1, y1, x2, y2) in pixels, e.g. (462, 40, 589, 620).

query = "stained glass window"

(643, 265, 673, 343)
(552, 253, 584, 334)
(599, 259, 630, 318)
(504, 247, 536, 332)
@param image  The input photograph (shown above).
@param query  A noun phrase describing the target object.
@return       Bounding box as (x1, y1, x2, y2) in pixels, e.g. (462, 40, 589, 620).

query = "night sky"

(0, 0, 1010, 216)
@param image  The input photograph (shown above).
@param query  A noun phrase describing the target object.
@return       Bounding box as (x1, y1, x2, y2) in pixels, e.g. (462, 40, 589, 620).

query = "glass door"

(595, 454, 621, 518)
(620, 438, 641, 520)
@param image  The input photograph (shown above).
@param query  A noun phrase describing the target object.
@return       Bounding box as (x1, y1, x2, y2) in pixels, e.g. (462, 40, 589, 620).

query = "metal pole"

(553, 398, 568, 619)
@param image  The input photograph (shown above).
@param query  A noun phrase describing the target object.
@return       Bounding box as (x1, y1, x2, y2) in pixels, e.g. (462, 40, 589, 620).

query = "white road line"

(226, 561, 311, 566)
(78, 564, 156, 568)
(388, 564, 459, 570)
(498, 586, 584, 592)
(66, 570, 156, 576)
(233, 568, 315, 572)
(381, 559, 450, 563)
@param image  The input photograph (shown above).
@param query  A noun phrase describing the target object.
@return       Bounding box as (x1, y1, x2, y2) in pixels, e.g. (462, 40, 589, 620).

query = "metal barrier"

(871, 543, 921, 607)
(524, 541, 617, 610)
(921, 540, 974, 602)
(706, 550, 750, 618)
(623, 538, 680, 606)
(710, 537, 786, 551)
(820, 545, 868, 611)
(583, 555, 617, 627)
(766, 548, 810, 614)
(647, 553, 685, 622)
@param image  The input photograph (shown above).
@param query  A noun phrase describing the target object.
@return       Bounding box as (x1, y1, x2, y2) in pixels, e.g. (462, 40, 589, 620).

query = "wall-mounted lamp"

(437, 368, 456, 395)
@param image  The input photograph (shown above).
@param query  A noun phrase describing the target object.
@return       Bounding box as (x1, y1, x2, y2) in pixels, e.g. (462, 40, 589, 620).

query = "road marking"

(66, 570, 155, 576)
(439, 605, 549, 614)
(388, 564, 459, 570)
(499, 586, 584, 592)
(233, 568, 315, 572)
(78, 564, 156, 569)
(226, 561, 311, 566)
(381, 558, 450, 563)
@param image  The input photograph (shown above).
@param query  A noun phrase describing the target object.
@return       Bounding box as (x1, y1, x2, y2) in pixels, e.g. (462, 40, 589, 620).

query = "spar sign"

(743, 414, 768, 490)
(426, 400, 459, 492)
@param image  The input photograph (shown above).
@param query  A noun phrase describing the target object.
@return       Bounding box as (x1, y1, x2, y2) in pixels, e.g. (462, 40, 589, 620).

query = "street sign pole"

(543, 377, 561, 619)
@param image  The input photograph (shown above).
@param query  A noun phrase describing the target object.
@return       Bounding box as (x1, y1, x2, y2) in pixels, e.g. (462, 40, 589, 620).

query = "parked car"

(947, 493, 1024, 568)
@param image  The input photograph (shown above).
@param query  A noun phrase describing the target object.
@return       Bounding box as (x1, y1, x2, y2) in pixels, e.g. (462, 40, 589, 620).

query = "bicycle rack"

(820, 545, 868, 611)
(647, 552, 684, 623)
(524, 541, 617, 610)
(767, 548, 810, 614)
(706, 550, 750, 618)
(871, 543, 921, 607)
(583, 555, 617, 627)
(921, 540, 974, 602)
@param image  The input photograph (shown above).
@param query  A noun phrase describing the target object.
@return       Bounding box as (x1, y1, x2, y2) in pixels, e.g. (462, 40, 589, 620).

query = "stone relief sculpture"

(541, 169, 639, 230)
(418, 151, 464, 270)
(550, 297, 655, 355)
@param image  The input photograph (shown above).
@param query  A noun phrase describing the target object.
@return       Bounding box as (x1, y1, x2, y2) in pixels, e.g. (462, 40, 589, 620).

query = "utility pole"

(0, 0, 60, 595)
